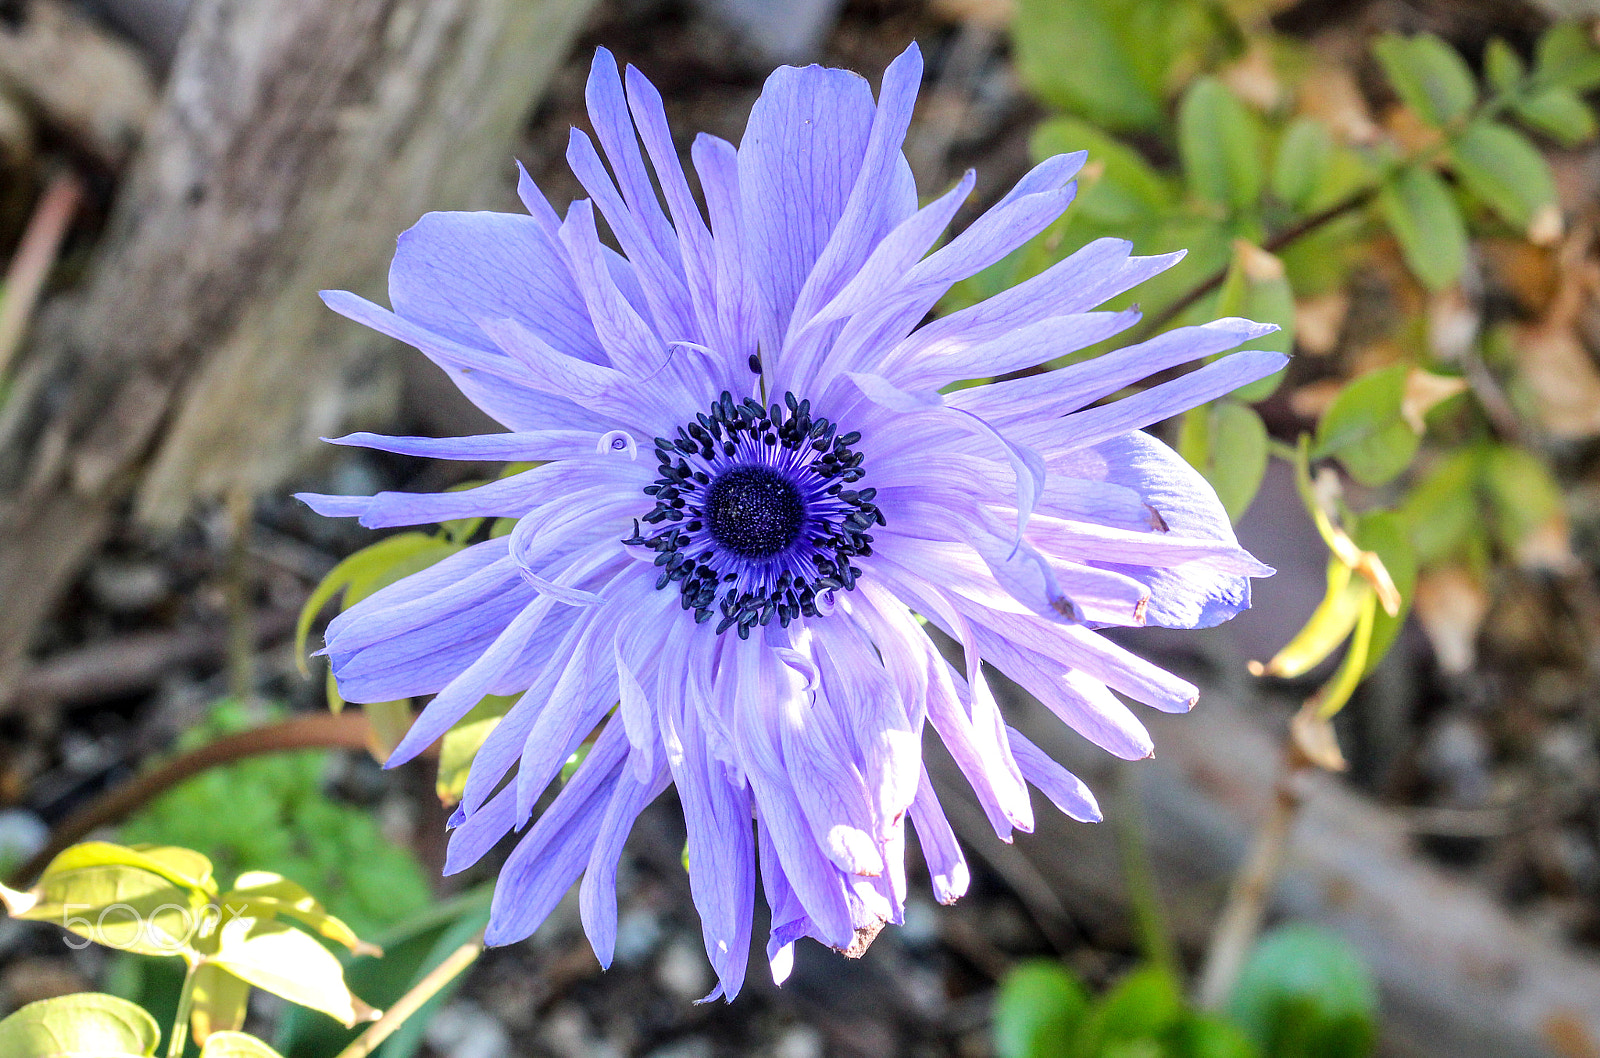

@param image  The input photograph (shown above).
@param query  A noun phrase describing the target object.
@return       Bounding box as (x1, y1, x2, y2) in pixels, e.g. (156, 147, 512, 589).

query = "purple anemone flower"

(299, 43, 1281, 999)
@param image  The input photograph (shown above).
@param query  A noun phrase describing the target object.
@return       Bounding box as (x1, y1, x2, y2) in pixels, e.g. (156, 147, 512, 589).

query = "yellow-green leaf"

(1533, 22, 1600, 92)
(1251, 561, 1370, 679)
(190, 963, 251, 1043)
(199, 1032, 286, 1058)
(209, 919, 379, 1028)
(294, 533, 459, 677)
(221, 872, 378, 956)
(9, 842, 214, 957)
(436, 695, 517, 806)
(1514, 88, 1597, 146)
(0, 993, 161, 1058)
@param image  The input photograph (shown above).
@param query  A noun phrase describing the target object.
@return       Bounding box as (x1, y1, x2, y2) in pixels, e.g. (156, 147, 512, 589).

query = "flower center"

(623, 391, 883, 638)
(704, 465, 805, 558)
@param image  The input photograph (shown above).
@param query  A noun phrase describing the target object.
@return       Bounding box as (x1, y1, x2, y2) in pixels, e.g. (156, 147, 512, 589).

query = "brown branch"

(1134, 187, 1378, 341)
(8, 711, 374, 888)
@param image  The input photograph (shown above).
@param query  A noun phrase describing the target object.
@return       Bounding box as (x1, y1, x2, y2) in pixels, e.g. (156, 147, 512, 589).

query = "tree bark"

(0, 0, 598, 704)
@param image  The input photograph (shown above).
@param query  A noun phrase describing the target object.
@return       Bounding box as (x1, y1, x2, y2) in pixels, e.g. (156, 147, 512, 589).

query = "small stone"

(614, 907, 661, 966)
(424, 1002, 510, 1058)
(86, 560, 170, 613)
(654, 939, 712, 1001)
(774, 1025, 824, 1058)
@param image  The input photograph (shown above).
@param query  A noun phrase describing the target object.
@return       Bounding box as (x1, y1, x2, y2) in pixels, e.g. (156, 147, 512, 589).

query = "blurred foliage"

(121, 701, 430, 941)
(967, 0, 1600, 762)
(994, 925, 1377, 1058)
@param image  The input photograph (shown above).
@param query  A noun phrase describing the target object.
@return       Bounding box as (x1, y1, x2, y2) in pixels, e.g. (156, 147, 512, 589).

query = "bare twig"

(0, 168, 82, 379)
(8, 711, 374, 887)
(1134, 187, 1378, 341)
(1194, 748, 1308, 1009)
(333, 930, 486, 1058)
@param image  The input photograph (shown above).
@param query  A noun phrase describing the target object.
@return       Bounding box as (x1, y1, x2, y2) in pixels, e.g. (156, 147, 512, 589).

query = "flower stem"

(332, 930, 486, 1058)
(167, 960, 201, 1058)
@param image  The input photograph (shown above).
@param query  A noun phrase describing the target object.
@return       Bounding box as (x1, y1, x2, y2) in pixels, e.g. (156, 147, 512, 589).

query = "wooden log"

(0, 0, 599, 704)
(940, 666, 1600, 1058)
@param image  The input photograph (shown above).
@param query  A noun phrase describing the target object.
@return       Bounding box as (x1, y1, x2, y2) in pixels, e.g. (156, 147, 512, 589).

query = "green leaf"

(1484, 38, 1525, 94)
(1378, 165, 1468, 291)
(1179, 401, 1268, 521)
(1533, 22, 1600, 92)
(1178, 78, 1264, 212)
(1449, 121, 1557, 233)
(1514, 88, 1598, 146)
(1481, 444, 1566, 555)
(1373, 32, 1477, 127)
(294, 533, 460, 677)
(1314, 364, 1419, 485)
(7, 842, 214, 957)
(221, 872, 378, 956)
(1013, 0, 1166, 131)
(0, 993, 162, 1058)
(209, 918, 379, 1028)
(1353, 511, 1417, 676)
(199, 1032, 287, 1058)
(436, 695, 517, 807)
(1083, 966, 1184, 1051)
(1399, 448, 1484, 565)
(1173, 1015, 1262, 1058)
(993, 961, 1089, 1058)
(1270, 117, 1333, 211)
(1226, 925, 1378, 1058)
(190, 963, 251, 1043)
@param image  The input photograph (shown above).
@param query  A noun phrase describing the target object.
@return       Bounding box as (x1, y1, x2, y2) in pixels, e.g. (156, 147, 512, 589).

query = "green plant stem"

(168, 960, 201, 1058)
(332, 930, 486, 1058)
(1114, 764, 1178, 980)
